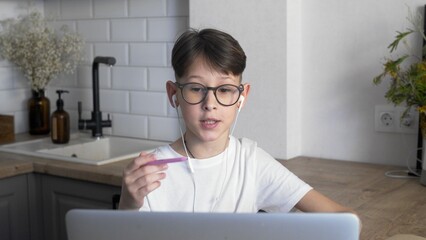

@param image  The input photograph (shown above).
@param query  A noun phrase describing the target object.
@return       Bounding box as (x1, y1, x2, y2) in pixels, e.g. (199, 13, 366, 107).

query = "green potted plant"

(373, 9, 426, 185)
(373, 9, 426, 135)
(0, 10, 84, 134)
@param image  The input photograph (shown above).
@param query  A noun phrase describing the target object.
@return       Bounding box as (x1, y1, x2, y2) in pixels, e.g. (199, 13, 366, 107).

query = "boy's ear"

(166, 80, 179, 108)
(237, 96, 245, 111)
(172, 94, 178, 108)
(238, 83, 250, 110)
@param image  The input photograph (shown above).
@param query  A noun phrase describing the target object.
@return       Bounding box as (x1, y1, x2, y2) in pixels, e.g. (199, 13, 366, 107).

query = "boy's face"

(168, 57, 250, 144)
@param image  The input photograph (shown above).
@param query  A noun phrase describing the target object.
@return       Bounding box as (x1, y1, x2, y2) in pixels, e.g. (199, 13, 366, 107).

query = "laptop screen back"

(66, 209, 360, 240)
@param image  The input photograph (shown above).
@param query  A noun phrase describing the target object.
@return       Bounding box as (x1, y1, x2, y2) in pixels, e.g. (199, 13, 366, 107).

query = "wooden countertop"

(283, 157, 426, 240)
(0, 150, 129, 186)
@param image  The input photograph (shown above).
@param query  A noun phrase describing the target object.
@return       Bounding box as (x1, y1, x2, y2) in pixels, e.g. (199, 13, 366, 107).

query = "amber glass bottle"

(28, 89, 50, 135)
(51, 90, 70, 144)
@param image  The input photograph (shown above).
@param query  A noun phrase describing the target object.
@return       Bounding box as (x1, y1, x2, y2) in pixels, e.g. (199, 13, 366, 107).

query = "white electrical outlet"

(395, 107, 419, 134)
(375, 105, 419, 134)
(380, 112, 394, 126)
(375, 106, 396, 132)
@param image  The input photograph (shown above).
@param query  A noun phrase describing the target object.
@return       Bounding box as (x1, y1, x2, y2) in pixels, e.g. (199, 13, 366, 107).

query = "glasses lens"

(215, 85, 241, 106)
(181, 83, 206, 104)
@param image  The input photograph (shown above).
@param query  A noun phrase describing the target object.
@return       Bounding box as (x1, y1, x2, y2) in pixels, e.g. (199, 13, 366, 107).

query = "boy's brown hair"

(171, 28, 246, 81)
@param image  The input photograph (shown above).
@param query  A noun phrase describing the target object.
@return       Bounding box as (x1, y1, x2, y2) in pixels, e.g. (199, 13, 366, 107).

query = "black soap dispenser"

(51, 90, 70, 144)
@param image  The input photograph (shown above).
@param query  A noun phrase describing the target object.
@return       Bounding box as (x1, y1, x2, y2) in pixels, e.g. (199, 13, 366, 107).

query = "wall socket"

(375, 105, 419, 134)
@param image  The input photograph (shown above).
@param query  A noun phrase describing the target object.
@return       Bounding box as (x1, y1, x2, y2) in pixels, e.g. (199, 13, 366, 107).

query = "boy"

(119, 28, 355, 214)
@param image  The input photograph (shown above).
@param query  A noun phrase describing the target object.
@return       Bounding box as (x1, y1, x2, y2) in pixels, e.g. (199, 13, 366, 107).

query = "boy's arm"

(295, 189, 353, 213)
(295, 189, 362, 232)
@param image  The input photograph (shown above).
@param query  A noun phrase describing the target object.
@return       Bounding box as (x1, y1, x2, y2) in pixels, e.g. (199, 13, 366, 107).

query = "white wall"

(190, 0, 289, 159)
(300, 0, 424, 166)
(191, 0, 425, 166)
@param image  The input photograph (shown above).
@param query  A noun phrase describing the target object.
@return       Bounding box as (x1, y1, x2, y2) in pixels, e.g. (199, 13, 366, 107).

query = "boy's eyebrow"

(185, 74, 236, 82)
(186, 75, 204, 80)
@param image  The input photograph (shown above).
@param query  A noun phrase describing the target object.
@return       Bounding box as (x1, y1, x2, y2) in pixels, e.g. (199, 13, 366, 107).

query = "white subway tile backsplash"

(60, 0, 92, 19)
(0, 89, 30, 112)
(77, 65, 111, 88)
(167, 43, 174, 67)
(0, 58, 11, 67)
(83, 44, 94, 65)
(130, 91, 167, 116)
(1, 0, 188, 140)
(14, 110, 28, 133)
(130, 43, 167, 67)
(167, 0, 189, 17)
(13, 68, 28, 89)
(49, 20, 77, 32)
(49, 72, 78, 88)
(0, 67, 14, 90)
(94, 0, 127, 18)
(129, 0, 167, 17)
(77, 20, 109, 42)
(148, 116, 180, 141)
(67, 110, 79, 130)
(148, 67, 174, 91)
(167, 103, 178, 117)
(67, 88, 93, 112)
(112, 67, 147, 90)
(94, 43, 129, 66)
(112, 113, 148, 139)
(148, 17, 188, 41)
(100, 89, 129, 113)
(111, 19, 146, 42)
(44, 0, 60, 18)
(77, 66, 91, 88)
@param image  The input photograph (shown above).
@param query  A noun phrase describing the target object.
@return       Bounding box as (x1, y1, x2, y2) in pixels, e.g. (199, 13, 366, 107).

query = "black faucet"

(78, 56, 116, 138)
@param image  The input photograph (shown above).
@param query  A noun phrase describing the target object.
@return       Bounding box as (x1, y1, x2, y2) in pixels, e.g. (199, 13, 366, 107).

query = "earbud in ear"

(238, 96, 245, 111)
(171, 95, 178, 108)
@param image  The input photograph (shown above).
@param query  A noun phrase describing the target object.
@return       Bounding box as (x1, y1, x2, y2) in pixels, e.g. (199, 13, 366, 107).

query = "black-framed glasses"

(175, 82, 244, 106)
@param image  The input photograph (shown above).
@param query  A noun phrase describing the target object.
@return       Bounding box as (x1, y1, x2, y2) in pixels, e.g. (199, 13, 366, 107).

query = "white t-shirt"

(140, 136, 312, 213)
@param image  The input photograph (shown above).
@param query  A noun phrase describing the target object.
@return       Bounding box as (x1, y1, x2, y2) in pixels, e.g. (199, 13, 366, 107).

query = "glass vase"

(28, 89, 50, 135)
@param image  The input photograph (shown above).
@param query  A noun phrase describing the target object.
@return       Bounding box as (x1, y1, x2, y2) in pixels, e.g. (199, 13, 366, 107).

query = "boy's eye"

(218, 86, 238, 94)
(218, 87, 233, 93)
(189, 86, 204, 93)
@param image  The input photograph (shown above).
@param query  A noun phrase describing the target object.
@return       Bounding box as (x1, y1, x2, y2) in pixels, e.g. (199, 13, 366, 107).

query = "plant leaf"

(387, 30, 414, 52)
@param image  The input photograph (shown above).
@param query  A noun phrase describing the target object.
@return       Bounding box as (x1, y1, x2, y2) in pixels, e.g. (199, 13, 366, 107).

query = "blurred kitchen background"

(1, 0, 425, 167)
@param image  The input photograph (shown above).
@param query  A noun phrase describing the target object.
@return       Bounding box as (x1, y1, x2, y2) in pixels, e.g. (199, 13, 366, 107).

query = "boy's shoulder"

(232, 136, 256, 146)
(232, 136, 258, 158)
(236, 136, 257, 147)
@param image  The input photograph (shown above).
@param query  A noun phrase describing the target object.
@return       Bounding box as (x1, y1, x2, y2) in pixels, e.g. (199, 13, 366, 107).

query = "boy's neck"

(174, 132, 230, 159)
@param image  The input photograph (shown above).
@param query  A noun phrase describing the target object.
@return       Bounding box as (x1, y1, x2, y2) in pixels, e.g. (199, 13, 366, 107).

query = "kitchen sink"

(0, 133, 168, 165)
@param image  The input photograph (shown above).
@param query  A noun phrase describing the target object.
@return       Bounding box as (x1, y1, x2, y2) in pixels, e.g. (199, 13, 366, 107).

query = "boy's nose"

(203, 91, 217, 110)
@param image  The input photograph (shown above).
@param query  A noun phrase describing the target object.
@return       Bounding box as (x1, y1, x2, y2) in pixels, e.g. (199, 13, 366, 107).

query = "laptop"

(66, 209, 360, 240)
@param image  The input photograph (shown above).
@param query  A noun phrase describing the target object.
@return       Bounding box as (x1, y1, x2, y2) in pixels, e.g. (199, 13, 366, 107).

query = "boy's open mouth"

(201, 119, 220, 128)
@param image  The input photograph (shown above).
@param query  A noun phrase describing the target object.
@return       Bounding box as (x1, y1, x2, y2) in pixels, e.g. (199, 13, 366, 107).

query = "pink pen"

(145, 156, 188, 165)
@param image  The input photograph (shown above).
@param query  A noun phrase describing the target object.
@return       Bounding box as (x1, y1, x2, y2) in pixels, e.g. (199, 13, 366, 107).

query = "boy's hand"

(118, 152, 168, 210)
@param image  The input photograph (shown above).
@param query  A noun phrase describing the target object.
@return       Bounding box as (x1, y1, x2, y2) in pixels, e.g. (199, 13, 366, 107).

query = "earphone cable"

(175, 104, 196, 212)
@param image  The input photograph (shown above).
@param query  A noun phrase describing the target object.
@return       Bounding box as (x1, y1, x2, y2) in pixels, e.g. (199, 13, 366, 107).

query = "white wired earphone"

(172, 94, 195, 173)
(170, 93, 245, 212)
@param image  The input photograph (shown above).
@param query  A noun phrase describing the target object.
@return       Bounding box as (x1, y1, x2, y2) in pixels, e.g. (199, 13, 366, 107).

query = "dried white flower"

(0, 10, 84, 91)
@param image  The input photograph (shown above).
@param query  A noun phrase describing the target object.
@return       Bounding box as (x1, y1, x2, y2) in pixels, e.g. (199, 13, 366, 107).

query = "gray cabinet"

(0, 173, 121, 240)
(41, 174, 121, 240)
(0, 175, 31, 240)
